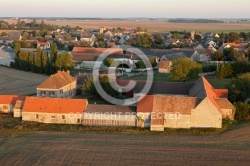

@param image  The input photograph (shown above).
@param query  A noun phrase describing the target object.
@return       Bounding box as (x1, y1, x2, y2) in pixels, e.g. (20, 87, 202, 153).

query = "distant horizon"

(1, 17, 250, 20)
(1, 0, 249, 18)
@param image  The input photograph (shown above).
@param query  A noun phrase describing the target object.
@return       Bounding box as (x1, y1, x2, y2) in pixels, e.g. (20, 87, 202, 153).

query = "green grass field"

(124, 73, 231, 88)
(205, 77, 232, 89)
(124, 73, 171, 82)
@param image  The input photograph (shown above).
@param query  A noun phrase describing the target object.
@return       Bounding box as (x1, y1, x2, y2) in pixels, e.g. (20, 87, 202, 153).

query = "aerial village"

(0, 19, 249, 131)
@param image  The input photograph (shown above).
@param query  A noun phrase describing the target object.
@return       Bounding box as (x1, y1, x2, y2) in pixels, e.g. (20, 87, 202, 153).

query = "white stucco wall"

(164, 113, 191, 129)
(191, 98, 222, 128)
(0, 104, 12, 113)
(22, 112, 82, 124)
(82, 113, 136, 126)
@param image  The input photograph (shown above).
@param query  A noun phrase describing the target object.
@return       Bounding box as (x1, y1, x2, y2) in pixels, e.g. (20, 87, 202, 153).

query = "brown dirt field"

(0, 66, 48, 95)
(0, 126, 249, 165)
(39, 20, 250, 32)
(3, 19, 250, 32)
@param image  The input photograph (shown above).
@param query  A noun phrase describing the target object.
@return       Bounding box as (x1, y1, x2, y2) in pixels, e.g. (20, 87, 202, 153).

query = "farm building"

(82, 105, 136, 127)
(0, 95, 25, 113)
(137, 77, 235, 131)
(158, 60, 172, 73)
(22, 97, 88, 124)
(13, 100, 25, 118)
(37, 70, 77, 98)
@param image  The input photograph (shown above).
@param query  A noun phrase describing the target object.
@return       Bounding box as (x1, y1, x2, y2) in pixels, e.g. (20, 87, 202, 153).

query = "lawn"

(88, 97, 112, 105)
(124, 73, 171, 82)
(123, 73, 232, 89)
(205, 76, 232, 89)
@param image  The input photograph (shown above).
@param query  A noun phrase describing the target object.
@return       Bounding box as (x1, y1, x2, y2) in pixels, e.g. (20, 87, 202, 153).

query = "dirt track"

(0, 66, 48, 95)
(0, 126, 249, 165)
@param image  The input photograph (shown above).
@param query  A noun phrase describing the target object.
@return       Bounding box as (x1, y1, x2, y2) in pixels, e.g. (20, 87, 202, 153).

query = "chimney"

(66, 70, 70, 74)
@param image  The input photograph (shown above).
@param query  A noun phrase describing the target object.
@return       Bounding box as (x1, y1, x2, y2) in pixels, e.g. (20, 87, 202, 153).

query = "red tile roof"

(37, 71, 76, 89)
(23, 97, 88, 114)
(158, 60, 171, 69)
(153, 95, 198, 115)
(151, 112, 164, 125)
(37, 42, 49, 46)
(214, 89, 228, 98)
(215, 98, 235, 110)
(0, 95, 26, 105)
(72, 47, 123, 54)
(137, 95, 154, 113)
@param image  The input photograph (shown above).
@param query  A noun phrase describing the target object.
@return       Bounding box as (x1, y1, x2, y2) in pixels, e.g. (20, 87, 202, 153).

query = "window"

(49, 91, 55, 95)
(51, 116, 56, 119)
(36, 114, 39, 119)
(62, 115, 65, 120)
(77, 119, 80, 124)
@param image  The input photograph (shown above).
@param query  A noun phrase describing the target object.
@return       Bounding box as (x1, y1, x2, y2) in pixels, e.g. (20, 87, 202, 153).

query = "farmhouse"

(22, 97, 88, 124)
(37, 71, 77, 98)
(137, 77, 234, 131)
(72, 47, 136, 69)
(158, 60, 172, 73)
(82, 105, 136, 127)
(37, 41, 50, 50)
(0, 95, 26, 113)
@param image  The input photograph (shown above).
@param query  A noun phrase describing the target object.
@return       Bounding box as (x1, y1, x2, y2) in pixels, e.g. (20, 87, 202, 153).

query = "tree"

(82, 76, 97, 95)
(228, 32, 240, 43)
(35, 48, 43, 73)
(50, 43, 58, 62)
(215, 63, 233, 79)
(79, 41, 91, 47)
(41, 19, 46, 29)
(194, 34, 202, 41)
(66, 33, 71, 41)
(227, 77, 250, 103)
(232, 52, 248, 62)
(135, 27, 143, 33)
(239, 72, 250, 81)
(169, 58, 202, 81)
(100, 76, 119, 97)
(213, 50, 224, 61)
(29, 52, 36, 73)
(154, 33, 164, 45)
(14, 43, 21, 68)
(55, 51, 74, 71)
(239, 32, 248, 41)
(104, 58, 114, 67)
(137, 60, 146, 69)
(171, 33, 182, 39)
(234, 102, 250, 120)
(223, 48, 235, 61)
(1, 32, 7, 36)
(31, 19, 37, 29)
(135, 33, 153, 48)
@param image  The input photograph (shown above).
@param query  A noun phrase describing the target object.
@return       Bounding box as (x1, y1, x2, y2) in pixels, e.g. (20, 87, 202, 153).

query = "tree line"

(12, 43, 74, 75)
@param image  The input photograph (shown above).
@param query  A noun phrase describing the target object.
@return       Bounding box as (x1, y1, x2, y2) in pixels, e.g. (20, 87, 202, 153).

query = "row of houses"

(0, 76, 235, 131)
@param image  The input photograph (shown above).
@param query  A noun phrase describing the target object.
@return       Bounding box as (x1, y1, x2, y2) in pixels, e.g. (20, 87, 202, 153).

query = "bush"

(215, 63, 233, 79)
(76, 88, 82, 95)
(202, 64, 217, 73)
(234, 102, 250, 120)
